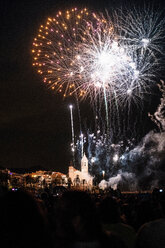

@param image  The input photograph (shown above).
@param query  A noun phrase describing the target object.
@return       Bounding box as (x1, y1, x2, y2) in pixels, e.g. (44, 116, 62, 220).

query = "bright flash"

(120, 155, 125, 160)
(134, 70, 139, 78)
(127, 88, 132, 95)
(98, 51, 116, 67)
(141, 38, 150, 47)
(113, 154, 119, 162)
(91, 157, 95, 163)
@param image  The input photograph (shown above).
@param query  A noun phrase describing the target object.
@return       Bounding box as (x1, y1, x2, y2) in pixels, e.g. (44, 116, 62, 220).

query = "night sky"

(1, 0, 165, 173)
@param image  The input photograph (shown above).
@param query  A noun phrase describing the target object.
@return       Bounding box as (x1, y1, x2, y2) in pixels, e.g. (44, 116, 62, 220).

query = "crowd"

(0, 186, 165, 248)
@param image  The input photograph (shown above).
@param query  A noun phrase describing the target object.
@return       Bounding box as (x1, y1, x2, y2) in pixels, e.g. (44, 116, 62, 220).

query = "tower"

(81, 153, 88, 174)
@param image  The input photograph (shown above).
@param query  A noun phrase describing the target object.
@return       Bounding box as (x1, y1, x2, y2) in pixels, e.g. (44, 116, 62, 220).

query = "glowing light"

(141, 38, 150, 48)
(102, 170, 105, 178)
(120, 155, 125, 160)
(91, 157, 95, 163)
(127, 89, 132, 95)
(113, 154, 119, 162)
(76, 55, 81, 60)
(98, 51, 115, 67)
(80, 66, 84, 73)
(134, 70, 139, 78)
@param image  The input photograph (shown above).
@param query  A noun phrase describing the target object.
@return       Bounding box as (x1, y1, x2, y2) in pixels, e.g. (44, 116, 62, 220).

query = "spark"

(141, 38, 150, 48)
(91, 157, 95, 163)
(113, 154, 119, 162)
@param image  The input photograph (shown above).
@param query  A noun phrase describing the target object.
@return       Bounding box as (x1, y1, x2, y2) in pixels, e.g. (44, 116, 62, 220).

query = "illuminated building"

(68, 153, 93, 189)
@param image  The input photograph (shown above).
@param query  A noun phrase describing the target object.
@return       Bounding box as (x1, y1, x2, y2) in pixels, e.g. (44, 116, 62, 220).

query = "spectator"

(52, 190, 125, 248)
(0, 189, 51, 248)
(99, 196, 136, 248)
(136, 218, 165, 248)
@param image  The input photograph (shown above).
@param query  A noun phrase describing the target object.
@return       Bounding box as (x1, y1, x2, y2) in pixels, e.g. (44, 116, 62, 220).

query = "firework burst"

(32, 8, 97, 97)
(32, 6, 165, 105)
(32, 5, 165, 137)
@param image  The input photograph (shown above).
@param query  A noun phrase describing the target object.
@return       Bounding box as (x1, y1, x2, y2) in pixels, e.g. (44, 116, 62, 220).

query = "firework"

(32, 8, 96, 97)
(32, 5, 165, 137)
(114, 5, 165, 56)
(74, 7, 165, 105)
(32, 6, 165, 104)
(75, 128, 135, 177)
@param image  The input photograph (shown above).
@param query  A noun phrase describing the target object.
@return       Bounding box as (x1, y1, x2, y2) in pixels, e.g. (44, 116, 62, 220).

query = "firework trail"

(69, 104, 75, 164)
(80, 132, 84, 159)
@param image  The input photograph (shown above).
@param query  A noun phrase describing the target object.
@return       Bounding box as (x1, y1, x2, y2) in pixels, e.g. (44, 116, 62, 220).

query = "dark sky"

(1, 0, 165, 173)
